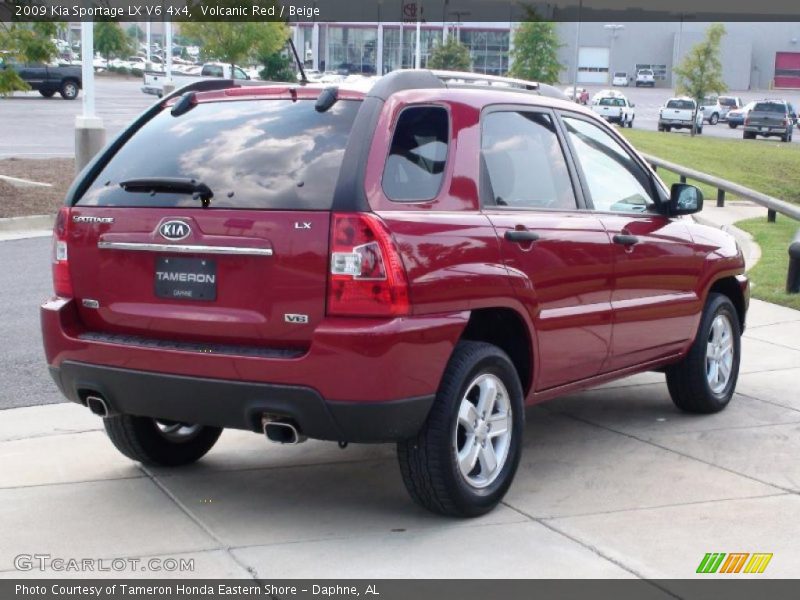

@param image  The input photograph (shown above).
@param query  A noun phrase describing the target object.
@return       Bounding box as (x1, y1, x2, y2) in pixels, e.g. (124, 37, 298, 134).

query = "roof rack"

(429, 69, 540, 91)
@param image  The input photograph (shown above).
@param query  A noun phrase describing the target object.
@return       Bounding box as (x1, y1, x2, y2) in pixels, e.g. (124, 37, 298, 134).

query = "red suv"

(41, 71, 748, 517)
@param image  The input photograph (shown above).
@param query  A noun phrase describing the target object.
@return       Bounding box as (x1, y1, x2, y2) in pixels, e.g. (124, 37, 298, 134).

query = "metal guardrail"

(642, 153, 800, 294)
(642, 153, 800, 223)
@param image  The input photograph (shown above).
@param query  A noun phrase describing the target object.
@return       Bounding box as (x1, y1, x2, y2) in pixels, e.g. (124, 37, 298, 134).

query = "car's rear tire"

(628, 115, 635, 128)
(728, 123, 738, 129)
(665, 293, 741, 414)
(709, 113, 719, 125)
(39, 89, 56, 98)
(397, 341, 524, 518)
(103, 414, 222, 467)
(60, 80, 79, 100)
(743, 131, 755, 140)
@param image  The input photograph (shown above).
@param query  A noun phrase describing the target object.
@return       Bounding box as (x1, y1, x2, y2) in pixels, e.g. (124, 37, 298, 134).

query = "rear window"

(77, 99, 360, 210)
(382, 106, 449, 202)
(719, 97, 738, 107)
(666, 99, 694, 110)
(614, 72, 626, 77)
(753, 102, 786, 114)
(599, 98, 624, 106)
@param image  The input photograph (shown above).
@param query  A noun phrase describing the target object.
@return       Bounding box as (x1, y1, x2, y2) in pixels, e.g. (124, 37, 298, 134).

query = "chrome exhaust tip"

(262, 417, 306, 445)
(85, 395, 109, 418)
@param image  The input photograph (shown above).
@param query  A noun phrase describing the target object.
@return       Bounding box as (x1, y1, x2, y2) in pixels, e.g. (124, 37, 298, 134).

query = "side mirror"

(667, 183, 703, 216)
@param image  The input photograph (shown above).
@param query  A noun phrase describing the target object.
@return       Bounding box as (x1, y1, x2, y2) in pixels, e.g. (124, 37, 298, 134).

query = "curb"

(0, 214, 55, 233)
(693, 213, 762, 271)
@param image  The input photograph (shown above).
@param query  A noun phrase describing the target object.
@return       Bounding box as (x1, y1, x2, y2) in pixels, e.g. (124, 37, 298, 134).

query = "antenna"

(288, 37, 308, 85)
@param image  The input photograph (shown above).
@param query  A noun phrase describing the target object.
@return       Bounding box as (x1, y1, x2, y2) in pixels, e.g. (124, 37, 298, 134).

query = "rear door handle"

(505, 230, 540, 243)
(613, 234, 640, 246)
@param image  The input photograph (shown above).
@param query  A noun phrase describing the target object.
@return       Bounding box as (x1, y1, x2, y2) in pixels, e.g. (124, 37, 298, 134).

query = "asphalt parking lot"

(0, 78, 152, 159)
(2, 79, 799, 160)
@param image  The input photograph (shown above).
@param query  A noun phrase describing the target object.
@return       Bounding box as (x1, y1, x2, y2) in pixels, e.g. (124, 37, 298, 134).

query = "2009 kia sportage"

(41, 70, 748, 517)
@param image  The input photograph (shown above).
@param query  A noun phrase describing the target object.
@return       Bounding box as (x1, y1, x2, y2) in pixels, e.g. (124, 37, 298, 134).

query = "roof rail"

(430, 70, 540, 91)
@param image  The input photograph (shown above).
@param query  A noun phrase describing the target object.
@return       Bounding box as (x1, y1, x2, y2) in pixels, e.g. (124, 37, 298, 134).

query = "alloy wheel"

(453, 373, 513, 489)
(706, 314, 735, 394)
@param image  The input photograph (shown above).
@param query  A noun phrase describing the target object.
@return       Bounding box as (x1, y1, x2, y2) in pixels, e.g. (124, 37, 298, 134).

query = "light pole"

(75, 19, 105, 173)
(571, 0, 583, 95)
(604, 24, 625, 84)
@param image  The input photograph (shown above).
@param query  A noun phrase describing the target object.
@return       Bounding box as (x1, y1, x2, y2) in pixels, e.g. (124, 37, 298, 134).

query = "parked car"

(142, 62, 250, 97)
(635, 68, 655, 87)
(699, 95, 743, 125)
(42, 70, 748, 517)
(743, 100, 796, 142)
(590, 88, 625, 105)
(718, 96, 744, 120)
(699, 96, 724, 125)
(612, 71, 629, 86)
(658, 97, 704, 133)
(592, 95, 636, 127)
(0, 54, 82, 99)
(726, 101, 755, 129)
(563, 86, 589, 104)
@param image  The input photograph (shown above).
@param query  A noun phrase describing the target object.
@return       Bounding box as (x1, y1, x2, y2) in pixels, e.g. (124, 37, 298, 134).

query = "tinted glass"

(753, 102, 786, 113)
(666, 100, 694, 110)
(481, 111, 576, 210)
(382, 106, 449, 201)
(563, 117, 653, 213)
(719, 97, 738, 107)
(202, 65, 223, 77)
(77, 99, 360, 210)
(599, 98, 625, 106)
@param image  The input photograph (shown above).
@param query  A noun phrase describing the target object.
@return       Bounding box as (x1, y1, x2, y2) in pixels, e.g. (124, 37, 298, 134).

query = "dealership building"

(292, 21, 800, 90)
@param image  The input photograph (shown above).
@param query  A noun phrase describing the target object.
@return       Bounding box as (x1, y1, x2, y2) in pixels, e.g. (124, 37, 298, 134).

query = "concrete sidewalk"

(0, 300, 798, 583)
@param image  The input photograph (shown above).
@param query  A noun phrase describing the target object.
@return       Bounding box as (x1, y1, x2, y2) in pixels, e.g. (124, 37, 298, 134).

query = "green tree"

(508, 21, 563, 84)
(182, 1, 288, 74)
(258, 52, 297, 82)
(94, 22, 131, 66)
(427, 37, 471, 71)
(0, 22, 58, 95)
(673, 23, 727, 136)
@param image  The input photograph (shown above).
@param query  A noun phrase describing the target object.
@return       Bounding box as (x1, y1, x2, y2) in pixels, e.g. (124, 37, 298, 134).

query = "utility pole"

(604, 24, 625, 85)
(75, 19, 105, 172)
(571, 0, 583, 94)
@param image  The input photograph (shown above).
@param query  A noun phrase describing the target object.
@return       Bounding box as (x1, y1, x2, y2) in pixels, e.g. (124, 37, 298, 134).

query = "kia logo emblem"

(159, 220, 191, 241)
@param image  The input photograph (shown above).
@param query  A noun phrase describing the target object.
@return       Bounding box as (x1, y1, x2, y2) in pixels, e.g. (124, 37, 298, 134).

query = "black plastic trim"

(52, 362, 434, 443)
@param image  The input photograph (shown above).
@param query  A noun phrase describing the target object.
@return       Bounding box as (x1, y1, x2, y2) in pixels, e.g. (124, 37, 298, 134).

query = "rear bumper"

(42, 298, 468, 440)
(744, 125, 788, 135)
(49, 361, 433, 442)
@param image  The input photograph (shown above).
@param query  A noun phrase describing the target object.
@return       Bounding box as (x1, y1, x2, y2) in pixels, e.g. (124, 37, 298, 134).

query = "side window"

(233, 67, 248, 80)
(202, 65, 224, 78)
(382, 106, 449, 202)
(481, 111, 577, 210)
(562, 116, 654, 213)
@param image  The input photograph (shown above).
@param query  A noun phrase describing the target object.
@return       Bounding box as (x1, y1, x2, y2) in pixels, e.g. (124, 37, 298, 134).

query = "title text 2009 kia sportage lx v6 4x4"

(42, 70, 748, 517)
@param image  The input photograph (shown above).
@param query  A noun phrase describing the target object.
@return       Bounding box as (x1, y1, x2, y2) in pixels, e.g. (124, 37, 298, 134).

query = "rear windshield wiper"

(120, 178, 214, 207)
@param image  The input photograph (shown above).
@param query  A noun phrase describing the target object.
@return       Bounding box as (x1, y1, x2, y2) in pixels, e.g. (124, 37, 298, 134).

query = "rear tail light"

(327, 213, 410, 317)
(744, 117, 750, 126)
(52, 206, 73, 298)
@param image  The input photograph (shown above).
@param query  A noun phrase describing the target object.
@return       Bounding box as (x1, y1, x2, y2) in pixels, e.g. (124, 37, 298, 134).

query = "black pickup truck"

(0, 56, 82, 100)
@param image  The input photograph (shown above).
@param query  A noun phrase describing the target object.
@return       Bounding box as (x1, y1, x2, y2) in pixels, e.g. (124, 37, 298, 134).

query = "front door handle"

(505, 229, 540, 243)
(613, 234, 640, 246)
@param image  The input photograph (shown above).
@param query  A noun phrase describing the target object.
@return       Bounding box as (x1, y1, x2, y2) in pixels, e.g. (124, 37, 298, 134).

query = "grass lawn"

(619, 129, 800, 205)
(736, 217, 800, 311)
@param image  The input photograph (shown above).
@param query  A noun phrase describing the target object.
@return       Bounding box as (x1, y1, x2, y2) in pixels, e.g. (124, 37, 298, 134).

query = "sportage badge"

(159, 220, 191, 241)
